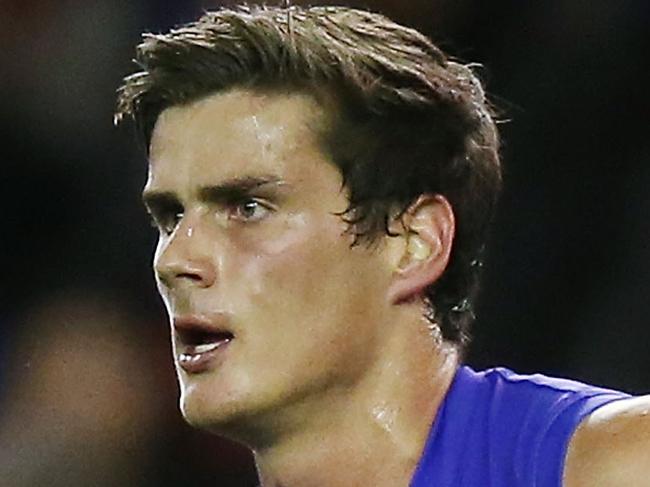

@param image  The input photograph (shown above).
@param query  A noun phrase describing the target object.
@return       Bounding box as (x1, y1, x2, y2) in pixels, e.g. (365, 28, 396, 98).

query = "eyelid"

(227, 197, 275, 222)
(228, 193, 276, 208)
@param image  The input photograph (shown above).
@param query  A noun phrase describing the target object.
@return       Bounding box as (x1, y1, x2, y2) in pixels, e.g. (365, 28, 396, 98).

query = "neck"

(253, 315, 459, 487)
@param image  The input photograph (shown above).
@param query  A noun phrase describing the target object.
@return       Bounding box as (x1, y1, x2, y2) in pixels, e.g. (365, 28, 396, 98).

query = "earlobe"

(388, 195, 455, 304)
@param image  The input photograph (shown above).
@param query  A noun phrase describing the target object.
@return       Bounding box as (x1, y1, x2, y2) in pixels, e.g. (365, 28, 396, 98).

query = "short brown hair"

(116, 5, 502, 349)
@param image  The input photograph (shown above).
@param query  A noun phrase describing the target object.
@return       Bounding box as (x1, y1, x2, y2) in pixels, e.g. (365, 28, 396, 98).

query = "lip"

(177, 340, 232, 374)
(173, 314, 235, 374)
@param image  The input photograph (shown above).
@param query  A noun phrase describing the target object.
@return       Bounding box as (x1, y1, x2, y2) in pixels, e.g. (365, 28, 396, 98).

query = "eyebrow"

(141, 175, 287, 210)
(198, 175, 287, 202)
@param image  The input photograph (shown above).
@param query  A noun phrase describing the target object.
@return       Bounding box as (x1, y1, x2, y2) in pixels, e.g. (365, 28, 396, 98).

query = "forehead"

(147, 89, 332, 188)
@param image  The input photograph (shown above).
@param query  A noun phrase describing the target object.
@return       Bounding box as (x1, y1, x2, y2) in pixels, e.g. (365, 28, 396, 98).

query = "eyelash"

(228, 198, 273, 222)
(149, 198, 273, 235)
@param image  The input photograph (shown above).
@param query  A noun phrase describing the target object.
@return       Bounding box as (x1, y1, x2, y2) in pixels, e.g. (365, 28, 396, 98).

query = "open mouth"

(175, 320, 235, 373)
(179, 328, 234, 350)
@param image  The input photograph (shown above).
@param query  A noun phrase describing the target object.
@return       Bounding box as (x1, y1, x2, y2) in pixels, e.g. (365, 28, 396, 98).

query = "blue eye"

(231, 199, 271, 222)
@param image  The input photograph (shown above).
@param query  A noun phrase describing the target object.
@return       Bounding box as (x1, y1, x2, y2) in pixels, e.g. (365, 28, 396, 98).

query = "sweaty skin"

(145, 89, 459, 487)
(564, 395, 650, 486)
(144, 88, 650, 486)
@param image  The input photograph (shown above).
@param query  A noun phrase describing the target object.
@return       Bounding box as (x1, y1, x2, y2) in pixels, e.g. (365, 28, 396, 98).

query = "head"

(116, 5, 501, 437)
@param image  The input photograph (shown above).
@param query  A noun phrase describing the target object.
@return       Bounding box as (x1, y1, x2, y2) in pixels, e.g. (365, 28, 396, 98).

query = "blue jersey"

(410, 366, 629, 486)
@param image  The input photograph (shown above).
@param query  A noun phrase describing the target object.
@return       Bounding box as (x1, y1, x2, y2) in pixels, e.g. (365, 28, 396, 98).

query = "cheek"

(218, 217, 389, 393)
(224, 214, 381, 349)
(224, 212, 352, 315)
(227, 215, 336, 304)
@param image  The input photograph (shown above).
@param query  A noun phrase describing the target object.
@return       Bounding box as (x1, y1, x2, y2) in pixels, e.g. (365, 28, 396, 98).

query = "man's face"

(144, 89, 394, 434)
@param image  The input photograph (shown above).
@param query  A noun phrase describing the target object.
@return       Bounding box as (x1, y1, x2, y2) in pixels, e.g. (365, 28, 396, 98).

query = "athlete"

(116, 5, 650, 486)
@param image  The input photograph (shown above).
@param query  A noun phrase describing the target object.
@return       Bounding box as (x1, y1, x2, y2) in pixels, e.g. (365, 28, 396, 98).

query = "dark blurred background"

(1, 0, 648, 485)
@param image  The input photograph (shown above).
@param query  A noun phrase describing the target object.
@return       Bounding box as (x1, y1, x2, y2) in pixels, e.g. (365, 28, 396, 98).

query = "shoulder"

(564, 395, 650, 487)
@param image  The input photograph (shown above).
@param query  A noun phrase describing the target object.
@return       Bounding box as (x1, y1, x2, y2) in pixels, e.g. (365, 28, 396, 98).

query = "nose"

(154, 219, 217, 290)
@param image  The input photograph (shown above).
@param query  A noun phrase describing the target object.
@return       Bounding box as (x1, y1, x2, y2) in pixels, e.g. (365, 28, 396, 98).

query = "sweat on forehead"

(117, 4, 502, 349)
(148, 89, 332, 176)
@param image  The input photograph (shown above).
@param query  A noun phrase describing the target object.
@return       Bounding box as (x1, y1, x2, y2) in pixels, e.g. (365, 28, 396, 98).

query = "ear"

(387, 194, 455, 304)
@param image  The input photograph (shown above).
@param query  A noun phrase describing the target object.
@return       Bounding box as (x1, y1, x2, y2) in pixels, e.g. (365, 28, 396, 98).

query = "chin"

(179, 379, 299, 446)
(180, 386, 235, 427)
(178, 383, 260, 438)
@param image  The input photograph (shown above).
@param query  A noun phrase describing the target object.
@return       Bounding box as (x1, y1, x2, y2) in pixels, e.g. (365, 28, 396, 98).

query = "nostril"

(177, 270, 203, 281)
(156, 259, 217, 288)
(153, 231, 217, 287)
